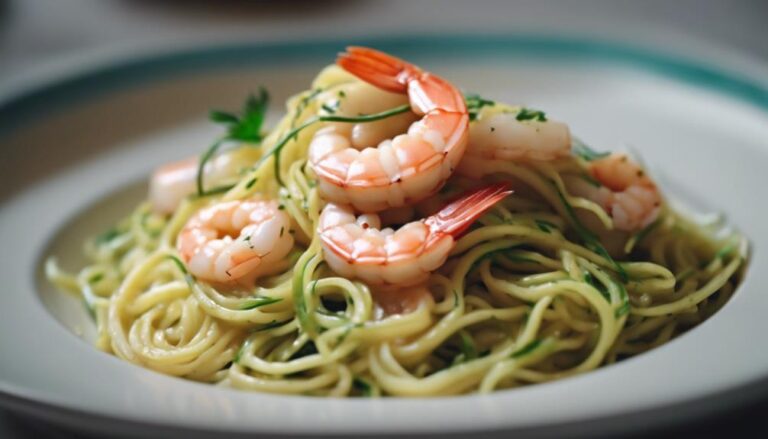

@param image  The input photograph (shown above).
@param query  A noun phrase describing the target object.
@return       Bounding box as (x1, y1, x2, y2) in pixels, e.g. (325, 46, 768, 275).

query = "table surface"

(1, 0, 767, 437)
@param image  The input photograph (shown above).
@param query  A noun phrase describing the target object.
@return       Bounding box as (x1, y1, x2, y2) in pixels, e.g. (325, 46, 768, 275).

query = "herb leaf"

(197, 88, 270, 196)
(516, 108, 547, 122)
(465, 94, 495, 121)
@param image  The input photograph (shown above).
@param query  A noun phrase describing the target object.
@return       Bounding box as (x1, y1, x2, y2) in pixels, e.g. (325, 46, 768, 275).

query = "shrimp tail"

(337, 46, 416, 93)
(425, 182, 513, 239)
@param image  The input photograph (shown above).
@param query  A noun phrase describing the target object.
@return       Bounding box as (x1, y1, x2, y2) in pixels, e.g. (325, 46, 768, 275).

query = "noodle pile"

(47, 65, 747, 397)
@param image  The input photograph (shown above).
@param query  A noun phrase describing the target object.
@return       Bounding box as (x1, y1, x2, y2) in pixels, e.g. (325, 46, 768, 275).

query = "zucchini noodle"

(46, 64, 747, 397)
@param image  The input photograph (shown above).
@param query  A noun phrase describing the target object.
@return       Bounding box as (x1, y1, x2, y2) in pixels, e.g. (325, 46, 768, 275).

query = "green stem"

(196, 137, 228, 196)
(262, 103, 411, 186)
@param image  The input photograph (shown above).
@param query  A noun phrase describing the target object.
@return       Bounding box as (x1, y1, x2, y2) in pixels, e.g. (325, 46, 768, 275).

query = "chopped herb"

(352, 377, 374, 397)
(465, 94, 495, 121)
(279, 226, 285, 237)
(289, 341, 318, 360)
(516, 108, 547, 122)
(278, 204, 285, 210)
(458, 330, 478, 362)
(583, 271, 609, 300)
(245, 177, 258, 189)
(88, 273, 104, 284)
(338, 90, 346, 98)
(572, 139, 610, 161)
(535, 219, 558, 233)
(95, 228, 121, 245)
(714, 244, 735, 261)
(555, 188, 628, 282)
(511, 339, 543, 359)
(239, 296, 282, 310)
(321, 103, 338, 114)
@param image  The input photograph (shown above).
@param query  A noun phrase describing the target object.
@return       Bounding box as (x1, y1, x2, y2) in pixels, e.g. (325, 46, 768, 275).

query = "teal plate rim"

(0, 33, 767, 139)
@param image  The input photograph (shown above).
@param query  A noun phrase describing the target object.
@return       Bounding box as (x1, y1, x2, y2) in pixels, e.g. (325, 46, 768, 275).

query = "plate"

(1, 35, 768, 437)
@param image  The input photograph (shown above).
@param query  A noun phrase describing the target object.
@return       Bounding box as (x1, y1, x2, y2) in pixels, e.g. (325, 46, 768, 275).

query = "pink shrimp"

(177, 199, 294, 284)
(318, 183, 512, 287)
(309, 47, 469, 212)
(587, 153, 662, 232)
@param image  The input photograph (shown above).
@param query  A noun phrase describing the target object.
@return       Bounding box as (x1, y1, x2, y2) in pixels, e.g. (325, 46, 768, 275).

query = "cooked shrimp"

(318, 183, 511, 287)
(309, 47, 469, 212)
(177, 198, 294, 284)
(149, 147, 261, 214)
(577, 153, 661, 232)
(457, 109, 571, 178)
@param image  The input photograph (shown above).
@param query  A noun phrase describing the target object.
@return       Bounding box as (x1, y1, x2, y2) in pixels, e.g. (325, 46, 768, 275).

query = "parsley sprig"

(196, 88, 269, 196)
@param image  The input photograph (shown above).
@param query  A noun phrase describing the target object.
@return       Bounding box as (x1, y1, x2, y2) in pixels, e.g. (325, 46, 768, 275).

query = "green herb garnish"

(289, 341, 318, 360)
(239, 296, 282, 310)
(263, 103, 411, 185)
(352, 377, 374, 397)
(535, 219, 558, 233)
(466, 94, 495, 121)
(516, 108, 547, 122)
(511, 339, 543, 359)
(555, 187, 628, 282)
(95, 228, 121, 245)
(572, 138, 610, 161)
(197, 89, 270, 196)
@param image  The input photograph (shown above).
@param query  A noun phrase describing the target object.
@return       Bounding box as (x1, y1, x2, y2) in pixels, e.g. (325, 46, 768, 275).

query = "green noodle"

(46, 65, 747, 397)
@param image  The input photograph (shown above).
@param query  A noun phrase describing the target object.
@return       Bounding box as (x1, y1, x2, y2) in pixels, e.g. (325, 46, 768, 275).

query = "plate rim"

(1, 33, 768, 435)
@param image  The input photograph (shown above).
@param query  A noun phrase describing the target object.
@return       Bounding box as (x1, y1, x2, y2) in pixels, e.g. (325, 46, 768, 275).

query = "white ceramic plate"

(1, 35, 767, 437)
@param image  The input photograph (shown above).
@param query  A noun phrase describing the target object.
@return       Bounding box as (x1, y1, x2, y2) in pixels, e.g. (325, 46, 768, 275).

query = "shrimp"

(149, 147, 261, 214)
(573, 153, 661, 232)
(309, 47, 469, 212)
(457, 108, 571, 178)
(318, 183, 512, 287)
(177, 198, 294, 284)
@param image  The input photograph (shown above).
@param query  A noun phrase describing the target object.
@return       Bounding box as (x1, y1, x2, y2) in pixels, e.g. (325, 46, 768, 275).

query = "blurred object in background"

(1, 0, 767, 83)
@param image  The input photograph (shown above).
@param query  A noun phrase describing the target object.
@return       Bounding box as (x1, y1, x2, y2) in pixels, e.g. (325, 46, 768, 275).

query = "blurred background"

(1, 0, 767, 437)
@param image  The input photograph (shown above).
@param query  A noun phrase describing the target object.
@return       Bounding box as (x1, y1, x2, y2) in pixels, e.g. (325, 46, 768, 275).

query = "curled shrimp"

(309, 47, 469, 212)
(149, 148, 260, 214)
(318, 183, 512, 287)
(457, 108, 571, 178)
(177, 198, 294, 284)
(575, 153, 662, 232)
